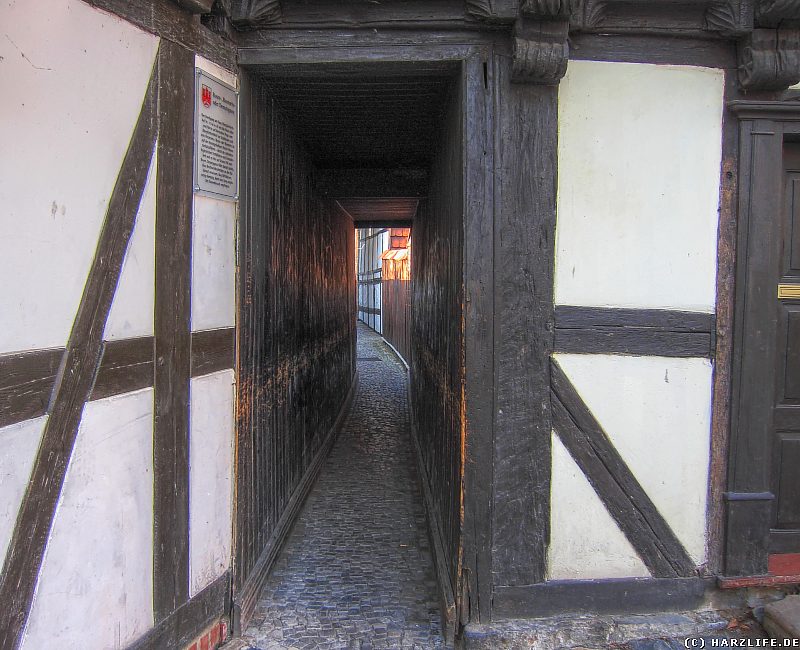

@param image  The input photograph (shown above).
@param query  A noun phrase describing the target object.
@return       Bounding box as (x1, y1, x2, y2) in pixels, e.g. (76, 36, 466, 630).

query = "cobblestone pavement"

(241, 323, 447, 650)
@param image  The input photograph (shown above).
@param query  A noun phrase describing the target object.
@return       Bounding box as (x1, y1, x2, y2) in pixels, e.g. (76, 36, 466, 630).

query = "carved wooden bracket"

(465, 0, 519, 22)
(520, 0, 571, 18)
(511, 19, 569, 84)
(738, 27, 800, 89)
(706, 0, 755, 36)
(229, 0, 282, 27)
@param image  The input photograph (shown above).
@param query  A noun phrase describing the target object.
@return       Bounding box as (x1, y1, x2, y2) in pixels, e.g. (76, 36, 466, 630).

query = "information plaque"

(194, 70, 238, 200)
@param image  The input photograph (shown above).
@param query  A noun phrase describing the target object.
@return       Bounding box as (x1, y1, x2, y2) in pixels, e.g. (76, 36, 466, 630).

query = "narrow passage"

(242, 323, 446, 649)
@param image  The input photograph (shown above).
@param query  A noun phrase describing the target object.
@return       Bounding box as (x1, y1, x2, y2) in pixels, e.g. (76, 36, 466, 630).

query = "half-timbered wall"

(234, 72, 357, 627)
(357, 228, 389, 333)
(550, 60, 725, 579)
(410, 74, 464, 601)
(0, 2, 237, 647)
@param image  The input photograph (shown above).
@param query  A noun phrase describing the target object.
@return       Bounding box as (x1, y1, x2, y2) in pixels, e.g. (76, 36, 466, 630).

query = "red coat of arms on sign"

(201, 84, 212, 108)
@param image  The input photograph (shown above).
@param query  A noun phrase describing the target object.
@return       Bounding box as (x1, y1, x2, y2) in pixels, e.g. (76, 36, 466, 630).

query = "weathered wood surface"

(569, 33, 736, 68)
(554, 306, 716, 357)
(551, 359, 696, 578)
(725, 104, 786, 576)
(91, 336, 155, 401)
(153, 40, 194, 622)
(191, 328, 236, 376)
(0, 56, 159, 648)
(460, 50, 495, 624)
(708, 70, 740, 575)
(491, 55, 557, 588)
(381, 275, 412, 365)
(234, 71, 356, 630)
(0, 348, 63, 428)
(493, 577, 707, 619)
(410, 68, 465, 617)
(127, 572, 229, 650)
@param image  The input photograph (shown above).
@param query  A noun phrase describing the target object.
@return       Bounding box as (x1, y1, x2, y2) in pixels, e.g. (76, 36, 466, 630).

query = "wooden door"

(771, 141, 800, 554)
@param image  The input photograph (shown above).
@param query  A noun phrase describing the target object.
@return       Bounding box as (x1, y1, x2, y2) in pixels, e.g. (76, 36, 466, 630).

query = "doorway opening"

(234, 59, 467, 643)
(356, 226, 412, 365)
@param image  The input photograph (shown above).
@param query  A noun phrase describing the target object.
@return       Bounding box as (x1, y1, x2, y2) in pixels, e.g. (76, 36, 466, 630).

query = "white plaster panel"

(191, 196, 236, 331)
(104, 153, 156, 340)
(555, 61, 724, 312)
(548, 433, 650, 580)
(0, 0, 159, 354)
(0, 416, 47, 562)
(554, 353, 713, 565)
(189, 369, 234, 596)
(22, 389, 154, 649)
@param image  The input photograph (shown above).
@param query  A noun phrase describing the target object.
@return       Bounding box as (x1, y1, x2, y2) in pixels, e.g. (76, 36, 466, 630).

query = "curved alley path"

(241, 323, 446, 650)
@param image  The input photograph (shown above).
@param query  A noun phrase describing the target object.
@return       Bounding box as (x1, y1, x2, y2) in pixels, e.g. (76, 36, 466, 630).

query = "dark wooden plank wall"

(410, 72, 464, 600)
(381, 258, 412, 364)
(235, 71, 356, 616)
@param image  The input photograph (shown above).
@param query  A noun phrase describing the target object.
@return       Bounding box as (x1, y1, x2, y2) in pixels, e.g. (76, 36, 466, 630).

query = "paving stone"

(764, 595, 800, 640)
(241, 324, 447, 650)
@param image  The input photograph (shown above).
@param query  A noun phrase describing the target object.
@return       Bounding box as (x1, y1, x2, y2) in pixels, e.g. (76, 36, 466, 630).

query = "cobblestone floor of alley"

(241, 323, 447, 650)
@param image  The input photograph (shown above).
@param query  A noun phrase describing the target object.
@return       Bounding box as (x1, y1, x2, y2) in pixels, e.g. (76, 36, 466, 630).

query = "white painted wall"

(188, 57, 238, 598)
(189, 370, 235, 596)
(548, 433, 650, 580)
(192, 56, 238, 333)
(0, 0, 159, 354)
(0, 416, 47, 563)
(555, 60, 724, 312)
(192, 195, 236, 331)
(104, 154, 156, 340)
(554, 353, 713, 566)
(22, 389, 154, 649)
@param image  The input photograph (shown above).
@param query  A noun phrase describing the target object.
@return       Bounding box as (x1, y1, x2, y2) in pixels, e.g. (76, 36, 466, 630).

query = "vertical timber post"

(153, 39, 195, 620)
(461, 49, 496, 625)
(490, 14, 565, 597)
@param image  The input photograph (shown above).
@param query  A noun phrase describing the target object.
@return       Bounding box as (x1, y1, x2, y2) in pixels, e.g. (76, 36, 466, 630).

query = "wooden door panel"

(770, 142, 800, 548)
(787, 175, 800, 272)
(775, 303, 800, 400)
(776, 433, 800, 529)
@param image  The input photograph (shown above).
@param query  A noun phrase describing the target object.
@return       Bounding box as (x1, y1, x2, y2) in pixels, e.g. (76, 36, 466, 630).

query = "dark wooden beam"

(553, 306, 716, 358)
(127, 572, 230, 650)
(91, 336, 155, 401)
(0, 56, 159, 648)
(0, 330, 235, 430)
(550, 358, 697, 578)
(491, 55, 557, 589)
(0, 348, 62, 429)
(191, 328, 236, 376)
(461, 50, 495, 625)
(492, 577, 707, 619)
(153, 40, 195, 622)
(569, 33, 736, 68)
(173, 0, 214, 14)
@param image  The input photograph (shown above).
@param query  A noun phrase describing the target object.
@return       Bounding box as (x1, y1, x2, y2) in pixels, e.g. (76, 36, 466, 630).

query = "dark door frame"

(233, 41, 495, 629)
(725, 99, 800, 576)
